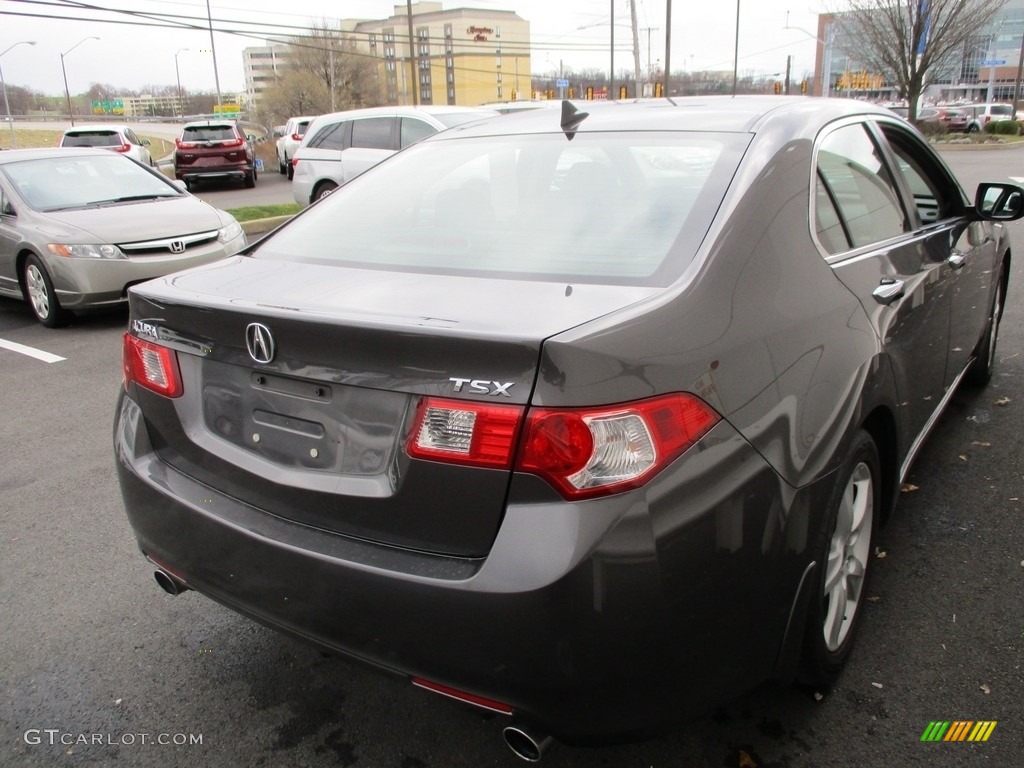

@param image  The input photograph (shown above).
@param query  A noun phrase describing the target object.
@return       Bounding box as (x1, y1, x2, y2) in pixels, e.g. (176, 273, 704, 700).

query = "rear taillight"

(222, 137, 244, 148)
(291, 132, 302, 141)
(407, 393, 720, 499)
(122, 333, 183, 398)
(291, 157, 299, 167)
(518, 394, 720, 499)
(407, 398, 522, 468)
(114, 143, 131, 153)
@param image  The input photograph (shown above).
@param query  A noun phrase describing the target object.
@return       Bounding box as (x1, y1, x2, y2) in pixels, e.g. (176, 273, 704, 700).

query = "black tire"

(244, 168, 256, 189)
(23, 254, 71, 328)
(278, 155, 287, 174)
(183, 179, 193, 192)
(968, 124, 980, 134)
(312, 181, 336, 203)
(799, 429, 880, 686)
(286, 159, 294, 181)
(966, 274, 1004, 386)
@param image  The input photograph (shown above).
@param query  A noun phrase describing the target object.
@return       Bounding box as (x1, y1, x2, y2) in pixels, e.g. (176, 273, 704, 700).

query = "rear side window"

(814, 123, 907, 254)
(401, 118, 437, 148)
(308, 121, 347, 151)
(62, 131, 120, 147)
(990, 104, 1012, 117)
(351, 117, 393, 150)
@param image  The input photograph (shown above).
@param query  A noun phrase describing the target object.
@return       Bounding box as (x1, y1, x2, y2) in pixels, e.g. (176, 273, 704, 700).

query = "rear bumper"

(114, 389, 824, 742)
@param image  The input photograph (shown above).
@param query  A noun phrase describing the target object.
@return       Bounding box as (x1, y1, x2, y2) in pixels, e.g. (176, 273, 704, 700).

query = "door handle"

(872, 278, 905, 305)
(947, 251, 967, 270)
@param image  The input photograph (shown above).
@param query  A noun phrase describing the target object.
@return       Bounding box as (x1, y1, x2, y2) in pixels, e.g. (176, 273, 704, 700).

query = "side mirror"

(975, 182, 1024, 221)
(171, 179, 188, 191)
(1, 201, 15, 216)
(142, 139, 151, 146)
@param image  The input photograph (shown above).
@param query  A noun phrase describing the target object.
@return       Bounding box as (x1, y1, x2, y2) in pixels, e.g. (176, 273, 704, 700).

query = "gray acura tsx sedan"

(114, 97, 1021, 759)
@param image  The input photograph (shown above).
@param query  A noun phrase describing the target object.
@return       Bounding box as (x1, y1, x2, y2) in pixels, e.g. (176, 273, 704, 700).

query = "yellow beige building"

(354, 2, 531, 106)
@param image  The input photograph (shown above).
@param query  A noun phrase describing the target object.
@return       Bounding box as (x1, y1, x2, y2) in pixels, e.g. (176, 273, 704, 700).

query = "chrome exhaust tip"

(503, 723, 554, 762)
(154, 568, 189, 596)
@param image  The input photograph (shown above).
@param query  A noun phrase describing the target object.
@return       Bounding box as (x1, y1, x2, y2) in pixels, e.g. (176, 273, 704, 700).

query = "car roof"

(0, 147, 129, 165)
(62, 124, 130, 133)
(432, 96, 897, 139)
(306, 104, 498, 130)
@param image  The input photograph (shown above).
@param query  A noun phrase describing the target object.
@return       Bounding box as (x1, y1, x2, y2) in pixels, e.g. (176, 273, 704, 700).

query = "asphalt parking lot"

(0, 146, 1022, 767)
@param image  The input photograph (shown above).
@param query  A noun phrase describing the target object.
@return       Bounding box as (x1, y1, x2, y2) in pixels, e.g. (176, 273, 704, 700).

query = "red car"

(174, 120, 257, 190)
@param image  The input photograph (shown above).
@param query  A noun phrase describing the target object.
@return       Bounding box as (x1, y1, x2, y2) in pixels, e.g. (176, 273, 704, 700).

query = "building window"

(444, 24, 452, 37)
(496, 26, 501, 38)
(497, 86, 503, 98)
(495, 57, 501, 68)
(446, 57, 453, 68)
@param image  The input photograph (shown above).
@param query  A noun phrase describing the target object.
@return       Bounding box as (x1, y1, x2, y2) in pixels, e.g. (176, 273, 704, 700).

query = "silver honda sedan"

(0, 148, 246, 326)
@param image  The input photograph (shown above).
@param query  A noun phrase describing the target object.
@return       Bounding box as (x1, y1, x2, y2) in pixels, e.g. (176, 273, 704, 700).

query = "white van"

(290, 105, 498, 206)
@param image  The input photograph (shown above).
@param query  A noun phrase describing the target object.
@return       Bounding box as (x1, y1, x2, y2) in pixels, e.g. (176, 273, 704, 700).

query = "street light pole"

(175, 48, 189, 118)
(61, 36, 99, 127)
(1, 40, 35, 149)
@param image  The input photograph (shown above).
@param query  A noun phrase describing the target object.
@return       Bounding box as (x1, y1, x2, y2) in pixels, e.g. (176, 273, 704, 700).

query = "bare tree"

(832, 0, 1007, 121)
(284, 21, 385, 114)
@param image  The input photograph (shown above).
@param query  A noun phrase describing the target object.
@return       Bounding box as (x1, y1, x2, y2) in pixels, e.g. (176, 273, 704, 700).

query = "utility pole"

(642, 27, 659, 86)
(205, 0, 222, 107)
(406, 0, 419, 106)
(629, 0, 641, 98)
(664, 0, 672, 96)
(785, 54, 792, 95)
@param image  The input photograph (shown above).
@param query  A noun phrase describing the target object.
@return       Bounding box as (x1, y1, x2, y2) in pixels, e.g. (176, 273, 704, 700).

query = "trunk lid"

(128, 257, 658, 556)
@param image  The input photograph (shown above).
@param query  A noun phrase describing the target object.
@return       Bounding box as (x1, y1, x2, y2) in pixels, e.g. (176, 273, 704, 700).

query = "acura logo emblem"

(246, 323, 275, 364)
(169, 240, 186, 254)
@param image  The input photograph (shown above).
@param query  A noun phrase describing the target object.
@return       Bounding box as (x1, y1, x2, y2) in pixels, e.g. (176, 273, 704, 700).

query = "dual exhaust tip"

(153, 567, 555, 760)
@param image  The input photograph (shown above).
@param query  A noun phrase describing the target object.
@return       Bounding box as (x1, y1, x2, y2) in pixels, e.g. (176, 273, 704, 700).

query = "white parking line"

(0, 338, 67, 363)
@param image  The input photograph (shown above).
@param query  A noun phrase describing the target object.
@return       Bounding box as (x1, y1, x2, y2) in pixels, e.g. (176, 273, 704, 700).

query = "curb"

(241, 215, 294, 237)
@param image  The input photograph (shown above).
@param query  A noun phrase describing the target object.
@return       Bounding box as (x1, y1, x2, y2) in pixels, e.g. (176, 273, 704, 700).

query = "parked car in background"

(291, 105, 499, 206)
(962, 102, 1014, 132)
(0, 148, 246, 326)
(933, 106, 969, 132)
(115, 97, 1022, 758)
(60, 124, 156, 166)
(174, 120, 257, 190)
(276, 115, 316, 179)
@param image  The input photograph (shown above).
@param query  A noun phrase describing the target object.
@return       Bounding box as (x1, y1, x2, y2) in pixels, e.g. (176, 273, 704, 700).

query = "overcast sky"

(0, 0, 832, 97)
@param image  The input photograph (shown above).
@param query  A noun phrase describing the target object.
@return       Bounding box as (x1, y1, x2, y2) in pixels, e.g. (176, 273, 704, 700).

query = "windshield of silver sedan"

(2, 154, 181, 212)
(254, 132, 747, 286)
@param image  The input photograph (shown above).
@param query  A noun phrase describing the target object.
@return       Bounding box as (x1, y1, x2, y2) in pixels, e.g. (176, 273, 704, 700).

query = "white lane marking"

(0, 338, 67, 363)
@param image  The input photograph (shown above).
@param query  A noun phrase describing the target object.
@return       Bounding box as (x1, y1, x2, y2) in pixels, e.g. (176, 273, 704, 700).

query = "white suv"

(276, 116, 316, 179)
(291, 105, 498, 206)
(963, 103, 1014, 133)
(59, 125, 155, 167)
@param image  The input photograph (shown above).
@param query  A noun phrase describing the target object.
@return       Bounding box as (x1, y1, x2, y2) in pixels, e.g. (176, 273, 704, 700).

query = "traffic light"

(511, 90, 518, 100)
(801, 79, 808, 94)
(568, 86, 575, 98)
(774, 81, 781, 95)
(586, 86, 594, 100)
(619, 84, 628, 100)
(655, 81, 663, 98)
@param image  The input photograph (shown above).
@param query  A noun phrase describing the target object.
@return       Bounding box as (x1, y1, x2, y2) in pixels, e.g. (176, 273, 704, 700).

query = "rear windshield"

(61, 131, 121, 147)
(182, 125, 237, 141)
(253, 131, 747, 286)
(990, 104, 1013, 117)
